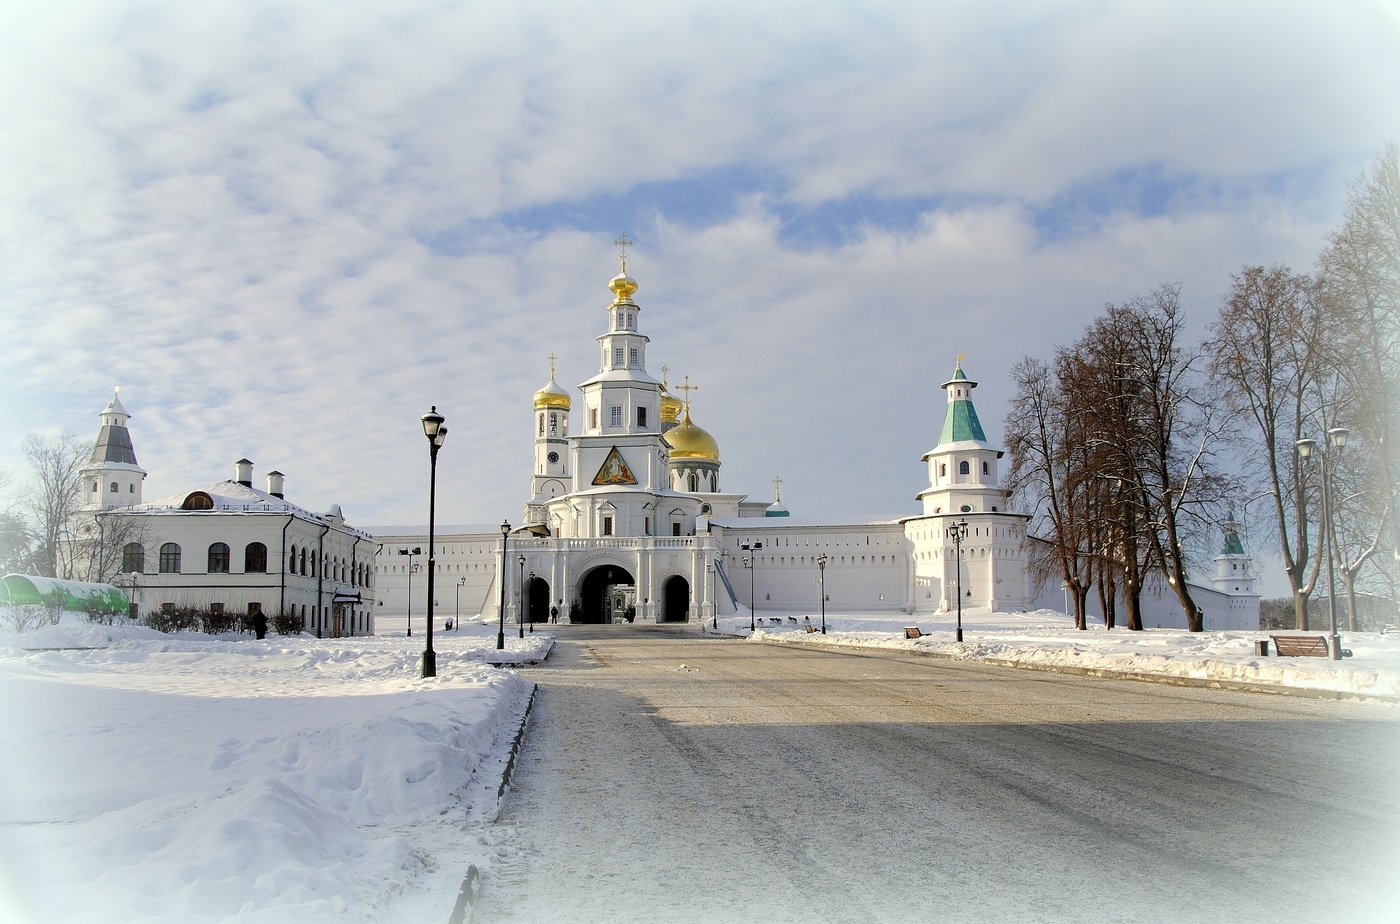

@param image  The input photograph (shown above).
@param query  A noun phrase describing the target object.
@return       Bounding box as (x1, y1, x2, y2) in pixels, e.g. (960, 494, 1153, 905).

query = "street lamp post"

(496, 521, 510, 650)
(1297, 427, 1349, 660)
(817, 553, 828, 634)
(398, 546, 421, 637)
(946, 518, 968, 643)
(420, 407, 447, 678)
(707, 563, 716, 630)
(741, 542, 763, 632)
(528, 572, 536, 633)
(517, 554, 526, 639)
(456, 576, 465, 631)
(129, 571, 140, 620)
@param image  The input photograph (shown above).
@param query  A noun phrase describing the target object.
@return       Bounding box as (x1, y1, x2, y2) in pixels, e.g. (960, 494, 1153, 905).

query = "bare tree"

(20, 433, 91, 579)
(1207, 265, 1328, 628)
(1005, 356, 1094, 628)
(1320, 144, 1400, 598)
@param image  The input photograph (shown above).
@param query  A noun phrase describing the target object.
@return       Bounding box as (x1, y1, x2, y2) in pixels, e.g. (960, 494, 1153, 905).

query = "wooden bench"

(904, 626, 923, 639)
(1269, 634, 1331, 657)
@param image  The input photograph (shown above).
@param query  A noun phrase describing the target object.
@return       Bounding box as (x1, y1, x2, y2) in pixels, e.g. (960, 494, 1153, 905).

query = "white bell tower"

(80, 389, 147, 508)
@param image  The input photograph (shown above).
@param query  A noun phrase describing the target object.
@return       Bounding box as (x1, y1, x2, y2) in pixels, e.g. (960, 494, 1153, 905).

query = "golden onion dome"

(533, 370, 571, 410)
(665, 407, 720, 461)
(660, 389, 682, 425)
(609, 269, 638, 304)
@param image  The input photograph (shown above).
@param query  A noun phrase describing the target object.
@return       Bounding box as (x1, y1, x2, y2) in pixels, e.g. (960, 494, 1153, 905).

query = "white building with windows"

(76, 400, 376, 635)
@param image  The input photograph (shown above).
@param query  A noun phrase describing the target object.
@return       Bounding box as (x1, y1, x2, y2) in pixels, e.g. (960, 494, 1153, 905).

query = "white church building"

(371, 250, 1261, 632)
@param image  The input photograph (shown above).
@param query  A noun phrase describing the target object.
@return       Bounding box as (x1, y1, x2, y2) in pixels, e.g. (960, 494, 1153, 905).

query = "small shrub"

(272, 611, 302, 636)
(0, 605, 49, 633)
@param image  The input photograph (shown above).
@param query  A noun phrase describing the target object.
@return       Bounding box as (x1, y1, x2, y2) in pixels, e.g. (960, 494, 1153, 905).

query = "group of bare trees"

(1009, 146, 1400, 631)
(1006, 286, 1225, 631)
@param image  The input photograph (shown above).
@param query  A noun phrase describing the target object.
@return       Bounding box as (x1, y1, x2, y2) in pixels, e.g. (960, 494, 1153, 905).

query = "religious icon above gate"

(592, 446, 638, 486)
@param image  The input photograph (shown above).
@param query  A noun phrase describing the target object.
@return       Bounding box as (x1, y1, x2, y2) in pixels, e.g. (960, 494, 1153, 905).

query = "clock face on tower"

(547, 451, 560, 464)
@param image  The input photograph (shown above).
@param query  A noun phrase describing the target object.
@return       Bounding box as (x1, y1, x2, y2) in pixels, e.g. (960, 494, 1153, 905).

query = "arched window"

(288, 546, 298, 573)
(245, 542, 268, 573)
(208, 543, 230, 573)
(159, 543, 182, 573)
(299, 547, 308, 576)
(122, 542, 144, 573)
(982, 460, 989, 475)
(959, 461, 970, 475)
(310, 550, 317, 576)
(110, 481, 118, 493)
(939, 463, 947, 478)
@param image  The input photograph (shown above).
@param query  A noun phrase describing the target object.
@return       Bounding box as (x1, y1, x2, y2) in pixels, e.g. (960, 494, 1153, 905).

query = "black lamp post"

(741, 541, 762, 631)
(421, 406, 447, 678)
(528, 572, 536, 633)
(817, 553, 828, 634)
(946, 518, 968, 643)
(496, 520, 510, 650)
(129, 571, 140, 620)
(398, 546, 420, 637)
(1297, 428, 1349, 660)
(456, 576, 465, 631)
(517, 554, 526, 639)
(708, 563, 716, 630)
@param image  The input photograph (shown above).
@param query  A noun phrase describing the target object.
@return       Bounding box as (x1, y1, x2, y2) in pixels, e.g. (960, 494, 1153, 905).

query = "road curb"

(758, 636, 1400, 705)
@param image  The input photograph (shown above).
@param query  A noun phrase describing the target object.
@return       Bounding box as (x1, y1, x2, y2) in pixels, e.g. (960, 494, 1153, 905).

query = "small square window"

(610, 406, 622, 427)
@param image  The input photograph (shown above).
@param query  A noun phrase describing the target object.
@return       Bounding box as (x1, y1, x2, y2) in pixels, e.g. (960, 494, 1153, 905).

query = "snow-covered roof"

(710, 515, 906, 530)
(127, 481, 370, 537)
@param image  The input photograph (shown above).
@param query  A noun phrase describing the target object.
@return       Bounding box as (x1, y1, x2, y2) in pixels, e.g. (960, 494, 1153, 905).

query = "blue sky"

(1, 0, 1397, 594)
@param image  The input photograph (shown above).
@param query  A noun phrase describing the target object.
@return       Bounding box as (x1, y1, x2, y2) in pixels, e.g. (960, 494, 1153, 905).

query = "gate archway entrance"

(527, 577, 550, 624)
(661, 576, 690, 622)
(577, 566, 636, 624)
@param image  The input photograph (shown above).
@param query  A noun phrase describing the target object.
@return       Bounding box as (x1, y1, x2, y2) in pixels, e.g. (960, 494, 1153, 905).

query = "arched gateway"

(660, 575, 690, 622)
(576, 565, 636, 624)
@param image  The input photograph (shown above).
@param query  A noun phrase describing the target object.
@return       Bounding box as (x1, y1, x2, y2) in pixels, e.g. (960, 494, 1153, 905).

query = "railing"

(511, 537, 701, 551)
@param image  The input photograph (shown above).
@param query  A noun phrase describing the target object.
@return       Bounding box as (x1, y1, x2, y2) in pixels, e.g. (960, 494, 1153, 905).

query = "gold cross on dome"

(547, 352, 558, 375)
(678, 375, 699, 410)
(660, 364, 670, 387)
(614, 233, 634, 270)
(773, 475, 783, 500)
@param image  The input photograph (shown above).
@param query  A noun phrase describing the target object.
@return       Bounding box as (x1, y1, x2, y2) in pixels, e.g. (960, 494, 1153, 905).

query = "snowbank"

(0, 623, 548, 924)
(733, 608, 1400, 700)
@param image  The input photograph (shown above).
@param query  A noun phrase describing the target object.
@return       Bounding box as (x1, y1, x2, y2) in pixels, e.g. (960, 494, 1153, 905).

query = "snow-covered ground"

(0, 607, 1394, 924)
(0, 615, 547, 924)
(724, 608, 1400, 700)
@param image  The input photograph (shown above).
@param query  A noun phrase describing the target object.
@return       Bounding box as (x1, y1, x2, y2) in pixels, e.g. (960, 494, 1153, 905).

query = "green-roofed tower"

(937, 360, 988, 445)
(915, 357, 1008, 519)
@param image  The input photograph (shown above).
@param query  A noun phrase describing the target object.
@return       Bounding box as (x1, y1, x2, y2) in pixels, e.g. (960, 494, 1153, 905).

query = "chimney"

(267, 470, 285, 499)
(235, 458, 253, 487)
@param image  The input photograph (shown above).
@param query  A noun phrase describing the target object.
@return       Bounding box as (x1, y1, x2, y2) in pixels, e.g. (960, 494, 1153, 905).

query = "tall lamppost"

(741, 541, 763, 632)
(456, 576, 465, 631)
(496, 521, 510, 650)
(817, 553, 828, 634)
(420, 407, 447, 678)
(707, 563, 716, 630)
(129, 571, 140, 620)
(1297, 428, 1349, 660)
(946, 518, 968, 643)
(528, 572, 536, 634)
(516, 554, 526, 639)
(398, 546, 421, 637)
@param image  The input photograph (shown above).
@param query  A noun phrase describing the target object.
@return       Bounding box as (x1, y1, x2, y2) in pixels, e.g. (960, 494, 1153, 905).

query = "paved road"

(476, 626, 1400, 924)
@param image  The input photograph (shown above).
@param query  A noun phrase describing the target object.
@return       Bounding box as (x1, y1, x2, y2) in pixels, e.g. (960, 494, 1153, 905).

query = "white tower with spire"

(1211, 504, 1257, 595)
(525, 354, 572, 528)
(902, 358, 1030, 614)
(81, 389, 147, 508)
